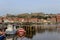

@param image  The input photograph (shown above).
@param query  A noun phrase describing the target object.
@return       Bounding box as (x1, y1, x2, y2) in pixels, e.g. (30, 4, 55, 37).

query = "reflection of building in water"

(36, 26, 45, 33)
(22, 26, 36, 39)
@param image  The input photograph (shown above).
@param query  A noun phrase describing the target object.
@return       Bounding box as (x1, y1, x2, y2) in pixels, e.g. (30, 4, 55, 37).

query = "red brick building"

(23, 18, 39, 23)
(47, 17, 56, 24)
(17, 18, 24, 22)
(56, 14, 60, 23)
(29, 18, 39, 23)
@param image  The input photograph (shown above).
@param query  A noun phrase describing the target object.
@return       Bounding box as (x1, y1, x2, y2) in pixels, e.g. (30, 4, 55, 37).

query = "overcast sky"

(0, 0, 60, 16)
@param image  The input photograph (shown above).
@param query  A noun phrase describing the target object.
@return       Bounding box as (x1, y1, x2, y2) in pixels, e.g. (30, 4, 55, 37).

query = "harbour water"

(6, 25, 60, 40)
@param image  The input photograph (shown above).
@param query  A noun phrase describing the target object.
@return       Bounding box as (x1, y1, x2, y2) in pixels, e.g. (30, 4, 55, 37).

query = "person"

(14, 28, 29, 40)
(0, 29, 6, 40)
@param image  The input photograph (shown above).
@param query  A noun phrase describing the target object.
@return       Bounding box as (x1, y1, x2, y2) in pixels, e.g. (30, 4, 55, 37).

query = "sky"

(0, 0, 60, 16)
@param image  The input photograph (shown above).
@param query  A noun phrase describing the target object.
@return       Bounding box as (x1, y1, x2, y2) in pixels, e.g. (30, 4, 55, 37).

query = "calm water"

(31, 30, 60, 40)
(24, 29, 60, 40)
(6, 25, 60, 40)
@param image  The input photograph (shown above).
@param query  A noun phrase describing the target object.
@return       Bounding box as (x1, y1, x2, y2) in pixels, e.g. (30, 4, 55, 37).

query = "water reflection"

(6, 25, 60, 40)
(22, 26, 36, 38)
(22, 26, 57, 39)
(22, 25, 60, 40)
